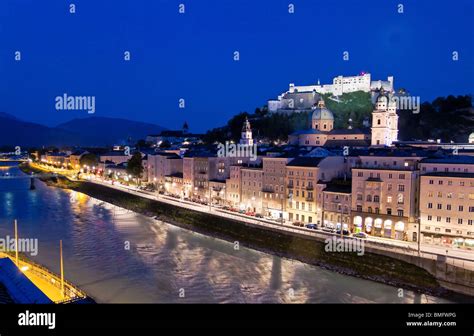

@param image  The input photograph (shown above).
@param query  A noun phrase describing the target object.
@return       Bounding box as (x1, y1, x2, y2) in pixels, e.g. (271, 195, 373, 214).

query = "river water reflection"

(0, 164, 450, 303)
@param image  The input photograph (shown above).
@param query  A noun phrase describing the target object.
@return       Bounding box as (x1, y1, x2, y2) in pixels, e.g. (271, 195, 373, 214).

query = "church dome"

(469, 132, 474, 144)
(376, 88, 389, 104)
(311, 99, 334, 121)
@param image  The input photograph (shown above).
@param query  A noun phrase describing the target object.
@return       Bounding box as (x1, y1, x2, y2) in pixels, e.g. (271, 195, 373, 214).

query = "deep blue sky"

(0, 0, 473, 132)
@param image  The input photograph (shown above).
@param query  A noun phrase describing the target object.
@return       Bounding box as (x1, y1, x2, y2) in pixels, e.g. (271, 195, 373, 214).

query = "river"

(0, 164, 450, 303)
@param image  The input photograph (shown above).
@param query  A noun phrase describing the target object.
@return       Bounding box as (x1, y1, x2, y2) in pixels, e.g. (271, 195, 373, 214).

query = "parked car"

(292, 221, 304, 227)
(305, 223, 318, 230)
(352, 232, 368, 239)
(322, 227, 336, 233)
(255, 213, 263, 218)
(336, 229, 350, 236)
(245, 211, 255, 216)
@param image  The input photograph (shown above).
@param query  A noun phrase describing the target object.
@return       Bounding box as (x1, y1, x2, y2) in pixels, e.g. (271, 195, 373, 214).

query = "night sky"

(0, 0, 473, 132)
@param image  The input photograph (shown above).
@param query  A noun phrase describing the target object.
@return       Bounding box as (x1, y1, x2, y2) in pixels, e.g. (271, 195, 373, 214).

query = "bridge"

(0, 173, 58, 180)
(0, 158, 29, 162)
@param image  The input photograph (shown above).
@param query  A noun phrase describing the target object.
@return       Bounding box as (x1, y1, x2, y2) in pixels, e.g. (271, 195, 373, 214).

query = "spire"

(317, 97, 325, 108)
(242, 117, 251, 132)
(182, 121, 189, 134)
(317, 78, 320, 85)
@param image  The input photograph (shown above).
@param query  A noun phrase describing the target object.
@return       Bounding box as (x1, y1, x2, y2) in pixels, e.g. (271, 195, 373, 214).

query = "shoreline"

(20, 164, 474, 302)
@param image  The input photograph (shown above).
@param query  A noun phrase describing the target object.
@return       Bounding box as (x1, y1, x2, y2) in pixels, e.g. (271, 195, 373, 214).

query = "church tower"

(371, 89, 398, 146)
(182, 121, 189, 134)
(240, 117, 254, 146)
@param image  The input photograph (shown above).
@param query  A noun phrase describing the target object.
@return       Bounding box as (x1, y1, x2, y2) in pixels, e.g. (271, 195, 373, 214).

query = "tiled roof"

(422, 172, 474, 178)
(327, 128, 370, 135)
(420, 155, 474, 165)
(286, 157, 325, 167)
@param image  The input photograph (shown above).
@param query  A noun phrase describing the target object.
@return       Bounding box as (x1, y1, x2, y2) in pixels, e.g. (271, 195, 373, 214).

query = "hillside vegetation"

(203, 92, 473, 144)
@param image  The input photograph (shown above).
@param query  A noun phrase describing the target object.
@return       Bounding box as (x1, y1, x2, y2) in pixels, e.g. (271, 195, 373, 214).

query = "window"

(446, 204, 451, 211)
(397, 210, 404, 217)
(459, 205, 464, 212)
(438, 180, 443, 185)
(437, 216, 441, 222)
(428, 202, 433, 209)
(387, 196, 392, 203)
(458, 219, 463, 225)
(429, 180, 434, 185)
(398, 185, 405, 192)
(357, 194, 362, 201)
(428, 215, 432, 221)
(387, 208, 392, 215)
(437, 204, 442, 210)
(357, 205, 362, 212)
(357, 172, 363, 177)
(374, 195, 380, 202)
(366, 195, 372, 202)
(446, 217, 451, 223)
(399, 174, 405, 179)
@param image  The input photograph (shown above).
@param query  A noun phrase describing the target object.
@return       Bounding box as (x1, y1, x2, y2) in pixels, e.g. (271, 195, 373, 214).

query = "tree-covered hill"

(203, 93, 473, 144)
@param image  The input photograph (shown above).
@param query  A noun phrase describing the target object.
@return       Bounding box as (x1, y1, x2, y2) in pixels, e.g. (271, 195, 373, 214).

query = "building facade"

(418, 156, 474, 248)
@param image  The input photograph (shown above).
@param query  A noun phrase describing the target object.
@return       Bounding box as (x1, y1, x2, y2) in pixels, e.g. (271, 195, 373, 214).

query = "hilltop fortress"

(268, 72, 394, 114)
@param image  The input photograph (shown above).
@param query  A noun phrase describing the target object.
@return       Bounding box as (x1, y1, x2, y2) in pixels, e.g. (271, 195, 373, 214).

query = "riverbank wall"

(21, 164, 474, 300)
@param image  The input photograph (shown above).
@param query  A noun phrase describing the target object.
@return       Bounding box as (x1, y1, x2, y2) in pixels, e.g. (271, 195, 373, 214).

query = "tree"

(136, 139, 148, 149)
(159, 140, 171, 148)
(79, 153, 98, 168)
(126, 152, 144, 185)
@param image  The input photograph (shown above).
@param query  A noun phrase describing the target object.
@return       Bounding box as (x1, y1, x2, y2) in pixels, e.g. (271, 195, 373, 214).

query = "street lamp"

(287, 192, 293, 225)
(209, 185, 212, 211)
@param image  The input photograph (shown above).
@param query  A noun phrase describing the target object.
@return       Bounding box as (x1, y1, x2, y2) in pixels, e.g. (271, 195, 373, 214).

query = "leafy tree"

(126, 152, 144, 185)
(79, 153, 98, 168)
(159, 140, 171, 148)
(136, 139, 148, 149)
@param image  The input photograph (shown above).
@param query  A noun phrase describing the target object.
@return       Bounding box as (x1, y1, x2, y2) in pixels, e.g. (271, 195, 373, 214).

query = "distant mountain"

(56, 117, 166, 146)
(0, 115, 166, 147)
(0, 116, 81, 147)
(0, 112, 19, 120)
